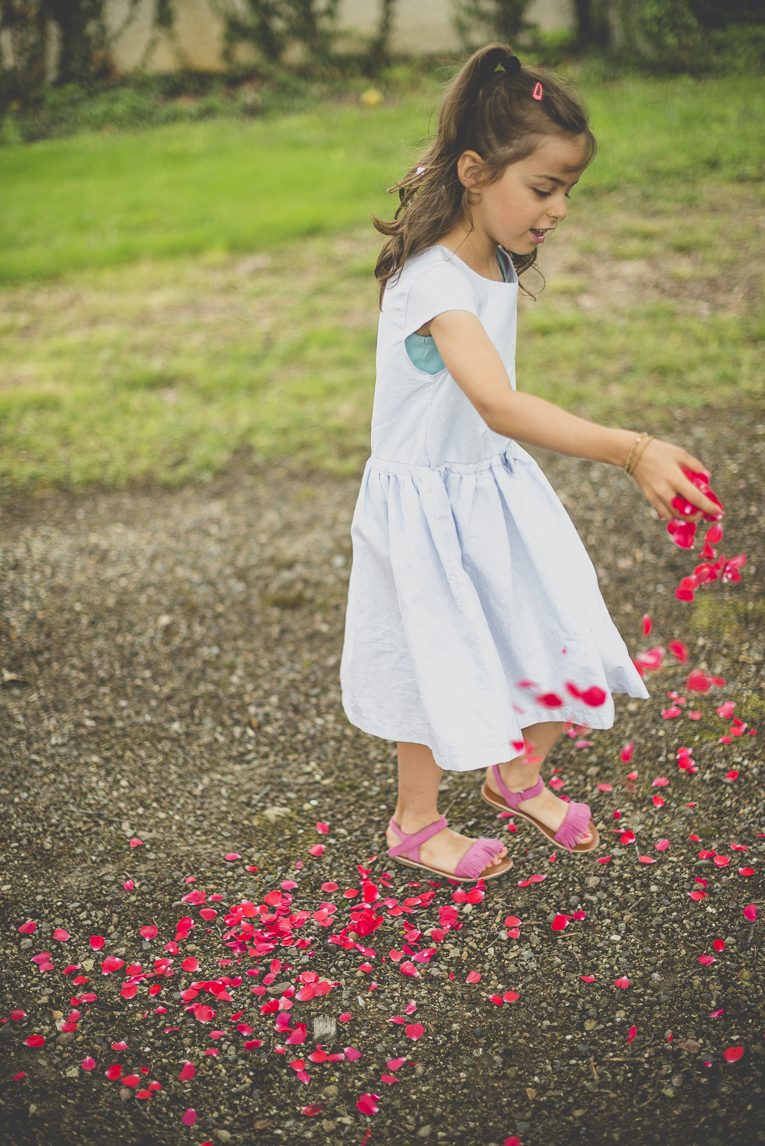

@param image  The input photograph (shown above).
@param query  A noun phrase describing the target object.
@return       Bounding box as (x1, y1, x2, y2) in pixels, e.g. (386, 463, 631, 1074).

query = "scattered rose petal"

(724, 1047, 744, 1064)
(89, 936, 105, 951)
(357, 1094, 380, 1115)
(713, 939, 725, 952)
(743, 904, 757, 921)
(179, 1062, 196, 1081)
(466, 970, 481, 984)
(580, 975, 595, 983)
(24, 1035, 45, 1047)
(224, 853, 241, 861)
(638, 856, 656, 864)
(698, 955, 716, 965)
(105, 1064, 122, 1080)
(13, 1072, 27, 1082)
(551, 914, 569, 931)
(627, 1025, 637, 1044)
(655, 839, 670, 851)
(614, 977, 630, 989)
(180, 1109, 197, 1126)
(81, 1057, 96, 1071)
(302, 1105, 323, 1116)
(405, 1024, 424, 1041)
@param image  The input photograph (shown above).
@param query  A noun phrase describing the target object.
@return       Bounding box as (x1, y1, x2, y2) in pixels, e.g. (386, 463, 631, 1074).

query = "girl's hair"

(373, 43, 596, 306)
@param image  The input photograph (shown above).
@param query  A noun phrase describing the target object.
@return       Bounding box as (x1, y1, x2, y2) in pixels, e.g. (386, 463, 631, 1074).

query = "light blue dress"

(341, 245, 648, 772)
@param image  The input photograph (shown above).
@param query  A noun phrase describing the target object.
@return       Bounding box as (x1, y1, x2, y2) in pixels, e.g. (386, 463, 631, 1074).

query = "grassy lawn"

(0, 76, 763, 491)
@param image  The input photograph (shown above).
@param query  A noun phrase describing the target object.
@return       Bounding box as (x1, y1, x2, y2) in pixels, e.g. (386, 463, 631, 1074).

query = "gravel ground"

(1, 408, 764, 1146)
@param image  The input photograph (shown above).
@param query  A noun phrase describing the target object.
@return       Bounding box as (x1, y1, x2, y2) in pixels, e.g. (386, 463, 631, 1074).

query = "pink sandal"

(481, 765, 599, 854)
(386, 815, 512, 882)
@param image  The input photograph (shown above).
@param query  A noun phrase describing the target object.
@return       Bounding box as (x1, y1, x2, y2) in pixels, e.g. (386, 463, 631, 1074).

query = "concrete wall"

(107, 0, 576, 74)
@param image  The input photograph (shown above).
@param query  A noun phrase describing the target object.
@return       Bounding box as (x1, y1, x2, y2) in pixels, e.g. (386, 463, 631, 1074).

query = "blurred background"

(1, 0, 763, 493)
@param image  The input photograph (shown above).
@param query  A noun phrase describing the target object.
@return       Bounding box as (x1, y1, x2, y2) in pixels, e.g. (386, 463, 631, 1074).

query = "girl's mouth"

(530, 228, 551, 243)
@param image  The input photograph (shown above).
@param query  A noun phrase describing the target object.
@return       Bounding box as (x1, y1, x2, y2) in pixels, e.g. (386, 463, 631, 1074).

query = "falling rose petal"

(405, 1024, 424, 1041)
(24, 1035, 45, 1047)
(713, 939, 725, 952)
(655, 839, 670, 851)
(627, 1026, 637, 1044)
(668, 640, 688, 663)
(710, 1008, 724, 1017)
(13, 1072, 27, 1082)
(642, 614, 652, 636)
(620, 742, 635, 764)
(123, 880, 134, 891)
(81, 1057, 96, 1071)
(725, 770, 739, 782)
(316, 822, 329, 834)
(698, 955, 716, 965)
(505, 1139, 522, 1146)
(652, 777, 669, 787)
(357, 1094, 379, 1115)
(597, 783, 613, 792)
(224, 853, 241, 861)
(129, 838, 144, 848)
(723, 1047, 744, 1064)
(743, 904, 757, 921)
(652, 795, 665, 808)
(180, 1109, 197, 1126)
(614, 977, 630, 989)
(466, 970, 481, 984)
(89, 936, 105, 951)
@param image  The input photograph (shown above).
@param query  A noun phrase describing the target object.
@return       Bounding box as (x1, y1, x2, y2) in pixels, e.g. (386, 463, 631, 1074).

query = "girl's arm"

(428, 309, 722, 523)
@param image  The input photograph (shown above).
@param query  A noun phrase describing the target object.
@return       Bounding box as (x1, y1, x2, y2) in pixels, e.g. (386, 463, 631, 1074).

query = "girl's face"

(464, 135, 589, 255)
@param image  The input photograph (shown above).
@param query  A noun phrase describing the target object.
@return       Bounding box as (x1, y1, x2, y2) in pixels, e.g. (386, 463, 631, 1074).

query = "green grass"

(0, 76, 763, 492)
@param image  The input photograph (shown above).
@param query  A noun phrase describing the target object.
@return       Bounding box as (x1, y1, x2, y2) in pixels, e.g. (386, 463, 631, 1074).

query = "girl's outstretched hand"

(630, 440, 722, 522)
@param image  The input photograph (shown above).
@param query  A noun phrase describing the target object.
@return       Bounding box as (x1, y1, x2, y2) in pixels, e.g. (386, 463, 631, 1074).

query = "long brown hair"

(374, 43, 596, 306)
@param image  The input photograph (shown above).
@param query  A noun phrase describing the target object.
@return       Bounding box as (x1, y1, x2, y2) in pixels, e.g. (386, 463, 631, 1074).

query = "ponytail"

(374, 43, 596, 306)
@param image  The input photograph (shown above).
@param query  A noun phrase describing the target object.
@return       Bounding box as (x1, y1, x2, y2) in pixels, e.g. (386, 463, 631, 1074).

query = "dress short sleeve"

(404, 262, 478, 339)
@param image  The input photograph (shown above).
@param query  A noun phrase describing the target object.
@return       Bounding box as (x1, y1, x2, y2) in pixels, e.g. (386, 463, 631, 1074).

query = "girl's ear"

(456, 150, 486, 190)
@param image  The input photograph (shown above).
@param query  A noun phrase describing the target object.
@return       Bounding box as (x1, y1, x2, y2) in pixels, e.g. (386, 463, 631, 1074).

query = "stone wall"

(106, 0, 576, 73)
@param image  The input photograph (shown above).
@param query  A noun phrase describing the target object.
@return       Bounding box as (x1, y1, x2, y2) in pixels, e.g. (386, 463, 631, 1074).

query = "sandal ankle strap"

(387, 815, 448, 859)
(490, 764, 544, 810)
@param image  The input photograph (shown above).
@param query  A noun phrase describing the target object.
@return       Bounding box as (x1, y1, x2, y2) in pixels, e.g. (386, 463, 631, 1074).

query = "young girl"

(340, 44, 720, 882)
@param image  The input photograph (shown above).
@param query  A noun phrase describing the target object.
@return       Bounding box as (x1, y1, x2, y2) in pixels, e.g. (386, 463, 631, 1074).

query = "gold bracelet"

(623, 433, 647, 476)
(628, 434, 654, 477)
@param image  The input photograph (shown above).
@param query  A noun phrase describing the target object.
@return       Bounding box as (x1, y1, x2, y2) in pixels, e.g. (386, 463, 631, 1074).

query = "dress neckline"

(433, 244, 517, 286)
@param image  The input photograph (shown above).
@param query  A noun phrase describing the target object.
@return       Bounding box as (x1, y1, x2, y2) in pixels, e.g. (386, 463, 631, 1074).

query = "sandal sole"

(481, 783, 599, 853)
(388, 854, 512, 883)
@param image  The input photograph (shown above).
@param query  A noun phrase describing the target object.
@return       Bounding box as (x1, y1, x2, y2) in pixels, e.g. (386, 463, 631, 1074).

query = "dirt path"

(1, 409, 764, 1146)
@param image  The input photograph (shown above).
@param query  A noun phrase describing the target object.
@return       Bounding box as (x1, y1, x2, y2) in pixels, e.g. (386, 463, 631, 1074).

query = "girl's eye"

(533, 188, 553, 198)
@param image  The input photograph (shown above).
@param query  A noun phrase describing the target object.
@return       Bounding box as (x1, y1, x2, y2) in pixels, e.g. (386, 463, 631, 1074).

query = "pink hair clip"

(532, 82, 543, 100)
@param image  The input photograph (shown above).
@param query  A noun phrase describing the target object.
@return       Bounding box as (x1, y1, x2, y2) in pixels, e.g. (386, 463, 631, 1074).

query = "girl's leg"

(386, 741, 508, 874)
(484, 721, 593, 845)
